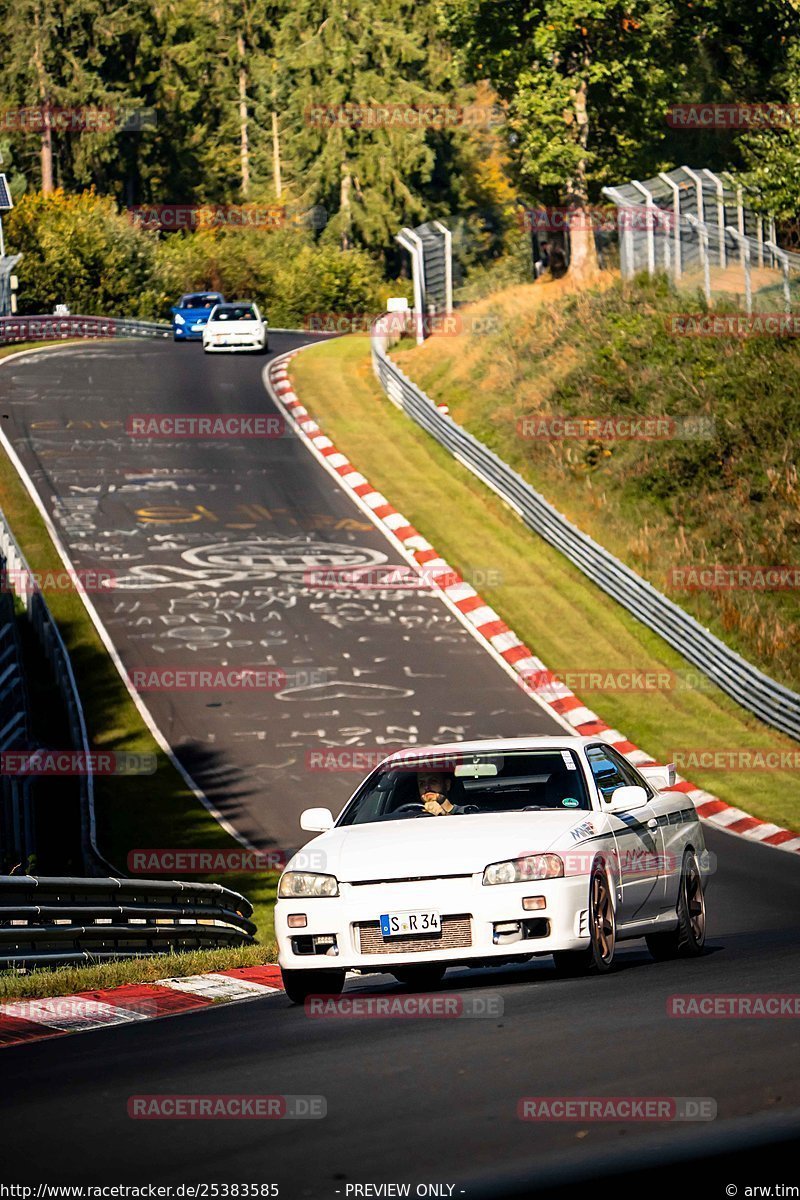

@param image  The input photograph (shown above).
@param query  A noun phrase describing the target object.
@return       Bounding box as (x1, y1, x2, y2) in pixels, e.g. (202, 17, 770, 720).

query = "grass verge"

(0, 344, 278, 996)
(393, 275, 800, 691)
(290, 335, 800, 834)
(0, 940, 277, 1002)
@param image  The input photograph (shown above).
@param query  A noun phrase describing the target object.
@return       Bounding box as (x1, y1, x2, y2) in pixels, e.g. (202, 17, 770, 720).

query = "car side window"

(604, 747, 653, 798)
(585, 746, 627, 802)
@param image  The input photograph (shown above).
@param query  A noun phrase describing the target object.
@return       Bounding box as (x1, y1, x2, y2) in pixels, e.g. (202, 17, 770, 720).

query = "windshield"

(212, 305, 257, 321)
(338, 749, 590, 826)
(179, 293, 221, 309)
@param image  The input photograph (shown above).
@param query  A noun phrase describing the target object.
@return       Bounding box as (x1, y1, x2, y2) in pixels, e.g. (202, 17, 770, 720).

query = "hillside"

(393, 275, 800, 690)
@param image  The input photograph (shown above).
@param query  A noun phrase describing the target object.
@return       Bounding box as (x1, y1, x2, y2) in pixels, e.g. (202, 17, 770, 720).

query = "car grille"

(356, 915, 472, 955)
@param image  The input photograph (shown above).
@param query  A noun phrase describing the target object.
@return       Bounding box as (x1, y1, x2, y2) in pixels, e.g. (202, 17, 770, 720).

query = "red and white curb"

(268, 354, 800, 857)
(0, 965, 284, 1049)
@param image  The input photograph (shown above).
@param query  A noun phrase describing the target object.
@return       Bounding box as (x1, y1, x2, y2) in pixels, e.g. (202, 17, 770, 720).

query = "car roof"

(378, 736, 610, 766)
(215, 299, 254, 306)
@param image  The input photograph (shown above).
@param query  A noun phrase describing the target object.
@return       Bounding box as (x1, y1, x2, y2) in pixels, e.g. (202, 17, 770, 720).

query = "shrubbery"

(7, 191, 411, 325)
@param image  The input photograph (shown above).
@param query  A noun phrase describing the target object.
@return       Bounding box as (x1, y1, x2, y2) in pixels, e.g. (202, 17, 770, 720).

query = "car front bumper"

(275, 873, 592, 972)
(203, 335, 265, 352)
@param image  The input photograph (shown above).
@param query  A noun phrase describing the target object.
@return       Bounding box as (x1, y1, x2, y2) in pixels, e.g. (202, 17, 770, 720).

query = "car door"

(585, 745, 663, 923)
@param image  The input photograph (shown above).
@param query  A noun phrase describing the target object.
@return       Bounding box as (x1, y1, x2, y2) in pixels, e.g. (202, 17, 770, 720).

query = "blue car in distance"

(171, 291, 225, 341)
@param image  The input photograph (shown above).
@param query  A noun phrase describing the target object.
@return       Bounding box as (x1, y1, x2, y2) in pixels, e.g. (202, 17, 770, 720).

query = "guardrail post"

(686, 213, 712, 305)
(766, 240, 792, 313)
(725, 226, 752, 314)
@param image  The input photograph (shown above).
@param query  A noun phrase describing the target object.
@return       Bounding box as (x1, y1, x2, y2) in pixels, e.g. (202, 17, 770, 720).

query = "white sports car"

(275, 736, 710, 1003)
(202, 300, 268, 353)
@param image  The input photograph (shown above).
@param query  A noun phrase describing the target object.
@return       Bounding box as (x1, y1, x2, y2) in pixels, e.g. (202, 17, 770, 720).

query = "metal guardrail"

(0, 507, 110, 873)
(0, 591, 34, 871)
(0, 315, 170, 343)
(0, 875, 256, 968)
(370, 322, 800, 742)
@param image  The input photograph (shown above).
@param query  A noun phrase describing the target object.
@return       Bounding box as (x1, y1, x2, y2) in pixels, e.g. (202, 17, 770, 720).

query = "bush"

(5, 190, 411, 325)
(7, 190, 164, 317)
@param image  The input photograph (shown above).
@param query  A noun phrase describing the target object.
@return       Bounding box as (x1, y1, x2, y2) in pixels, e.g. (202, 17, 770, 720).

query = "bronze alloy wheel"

(646, 849, 708, 961)
(590, 867, 616, 971)
(684, 853, 706, 947)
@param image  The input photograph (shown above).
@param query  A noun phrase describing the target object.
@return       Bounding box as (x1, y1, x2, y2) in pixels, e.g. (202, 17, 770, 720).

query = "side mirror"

(300, 807, 334, 833)
(604, 785, 648, 813)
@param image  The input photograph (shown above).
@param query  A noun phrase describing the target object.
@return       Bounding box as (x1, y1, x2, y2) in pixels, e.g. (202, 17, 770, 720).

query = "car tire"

(552, 864, 616, 977)
(390, 966, 447, 990)
(588, 864, 617, 973)
(281, 968, 346, 1005)
(646, 849, 706, 961)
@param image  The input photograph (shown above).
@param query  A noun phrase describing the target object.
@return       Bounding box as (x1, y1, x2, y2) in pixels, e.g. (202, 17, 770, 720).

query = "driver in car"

(418, 771, 456, 815)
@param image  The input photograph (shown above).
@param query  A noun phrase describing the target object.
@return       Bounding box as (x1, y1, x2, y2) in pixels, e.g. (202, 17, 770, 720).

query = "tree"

(274, 0, 460, 253)
(740, 38, 800, 219)
(440, 0, 794, 279)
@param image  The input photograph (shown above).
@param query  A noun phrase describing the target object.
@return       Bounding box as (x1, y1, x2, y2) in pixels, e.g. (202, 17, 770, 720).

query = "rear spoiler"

(639, 762, 677, 791)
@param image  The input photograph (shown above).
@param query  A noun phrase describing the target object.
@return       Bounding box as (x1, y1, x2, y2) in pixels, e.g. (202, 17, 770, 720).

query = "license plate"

(380, 910, 441, 938)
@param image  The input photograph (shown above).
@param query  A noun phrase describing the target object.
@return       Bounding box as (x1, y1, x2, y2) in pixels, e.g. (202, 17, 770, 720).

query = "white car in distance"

(275, 736, 710, 1004)
(202, 301, 268, 353)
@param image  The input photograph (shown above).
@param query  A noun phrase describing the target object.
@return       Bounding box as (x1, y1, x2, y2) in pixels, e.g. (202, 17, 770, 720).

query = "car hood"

(207, 319, 261, 330)
(287, 810, 601, 882)
(175, 307, 214, 320)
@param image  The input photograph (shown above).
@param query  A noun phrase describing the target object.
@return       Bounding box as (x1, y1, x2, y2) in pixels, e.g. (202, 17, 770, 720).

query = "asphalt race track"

(2, 339, 800, 1193)
(2, 825, 800, 1192)
(0, 336, 562, 849)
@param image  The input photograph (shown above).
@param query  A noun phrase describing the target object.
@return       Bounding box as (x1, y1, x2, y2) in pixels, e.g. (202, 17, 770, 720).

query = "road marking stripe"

(155, 973, 280, 1000)
(0, 998, 149, 1031)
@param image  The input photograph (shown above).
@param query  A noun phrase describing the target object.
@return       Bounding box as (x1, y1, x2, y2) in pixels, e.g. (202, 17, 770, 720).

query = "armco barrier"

(0, 590, 34, 871)
(370, 319, 800, 742)
(0, 507, 110, 873)
(0, 875, 256, 967)
(0, 315, 170, 343)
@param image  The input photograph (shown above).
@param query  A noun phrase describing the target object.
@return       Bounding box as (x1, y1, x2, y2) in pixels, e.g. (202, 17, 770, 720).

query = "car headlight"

(174, 313, 185, 325)
(278, 871, 339, 898)
(482, 854, 563, 885)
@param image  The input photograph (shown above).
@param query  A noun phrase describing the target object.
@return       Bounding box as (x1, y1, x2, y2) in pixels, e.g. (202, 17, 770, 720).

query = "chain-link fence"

(602, 167, 800, 314)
